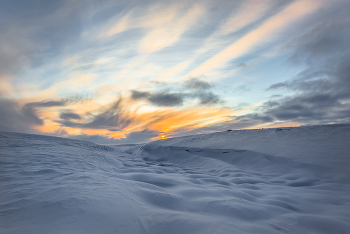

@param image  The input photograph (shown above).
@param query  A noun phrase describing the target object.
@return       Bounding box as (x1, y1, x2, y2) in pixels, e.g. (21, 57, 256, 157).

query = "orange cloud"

(30, 95, 305, 142)
(31, 95, 236, 141)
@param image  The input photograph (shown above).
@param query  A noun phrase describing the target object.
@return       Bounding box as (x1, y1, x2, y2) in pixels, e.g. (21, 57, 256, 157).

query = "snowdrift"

(1, 124, 350, 233)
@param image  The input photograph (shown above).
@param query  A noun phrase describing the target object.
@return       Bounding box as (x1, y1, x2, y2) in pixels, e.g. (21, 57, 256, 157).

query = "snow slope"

(1, 124, 350, 234)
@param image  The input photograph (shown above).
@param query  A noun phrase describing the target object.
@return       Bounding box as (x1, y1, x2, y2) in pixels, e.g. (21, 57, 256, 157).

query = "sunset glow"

(1, 0, 349, 144)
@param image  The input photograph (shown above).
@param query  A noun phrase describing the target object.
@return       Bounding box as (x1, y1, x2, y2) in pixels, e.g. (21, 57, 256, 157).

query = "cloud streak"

(189, 0, 319, 77)
(1, 0, 349, 143)
(103, 2, 204, 53)
(236, 9, 350, 126)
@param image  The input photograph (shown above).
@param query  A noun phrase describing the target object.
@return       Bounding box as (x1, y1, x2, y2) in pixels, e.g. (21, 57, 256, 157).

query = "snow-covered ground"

(1, 124, 350, 234)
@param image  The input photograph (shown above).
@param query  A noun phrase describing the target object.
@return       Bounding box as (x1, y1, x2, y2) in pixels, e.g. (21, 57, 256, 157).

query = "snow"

(1, 124, 350, 233)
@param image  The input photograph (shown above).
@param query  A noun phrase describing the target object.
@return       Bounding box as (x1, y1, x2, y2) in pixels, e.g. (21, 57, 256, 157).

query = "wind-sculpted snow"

(1, 125, 350, 234)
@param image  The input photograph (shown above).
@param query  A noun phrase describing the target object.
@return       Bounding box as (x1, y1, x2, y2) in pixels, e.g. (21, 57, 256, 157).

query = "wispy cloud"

(106, 14, 130, 36)
(139, 3, 204, 53)
(1, 0, 348, 143)
(197, 0, 273, 55)
(215, 0, 273, 37)
(102, 3, 204, 54)
(189, 0, 320, 77)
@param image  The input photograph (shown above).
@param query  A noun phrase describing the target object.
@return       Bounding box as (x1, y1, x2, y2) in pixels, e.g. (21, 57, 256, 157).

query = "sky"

(0, 0, 350, 144)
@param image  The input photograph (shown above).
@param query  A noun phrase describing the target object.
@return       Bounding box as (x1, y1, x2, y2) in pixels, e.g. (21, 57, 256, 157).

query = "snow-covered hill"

(1, 124, 350, 233)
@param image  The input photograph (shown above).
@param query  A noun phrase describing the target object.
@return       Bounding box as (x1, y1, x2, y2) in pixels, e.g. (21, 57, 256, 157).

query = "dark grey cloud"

(132, 77, 220, 107)
(267, 82, 288, 90)
(183, 78, 212, 90)
(20, 106, 44, 126)
(131, 90, 184, 106)
(131, 89, 223, 107)
(148, 93, 184, 107)
(24, 100, 66, 108)
(263, 54, 350, 123)
(20, 100, 68, 126)
(131, 90, 151, 99)
(0, 99, 42, 132)
(196, 92, 221, 105)
(86, 100, 133, 129)
(0, 97, 65, 133)
(240, 77, 350, 125)
(0, 98, 78, 133)
(59, 111, 81, 120)
(236, 11, 350, 125)
(108, 128, 120, 132)
(58, 98, 134, 130)
(131, 90, 184, 107)
(286, 13, 350, 67)
(236, 114, 273, 123)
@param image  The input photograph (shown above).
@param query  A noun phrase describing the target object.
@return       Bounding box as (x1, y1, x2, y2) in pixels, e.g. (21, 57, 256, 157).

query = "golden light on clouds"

(0, 0, 337, 143)
(31, 95, 236, 141)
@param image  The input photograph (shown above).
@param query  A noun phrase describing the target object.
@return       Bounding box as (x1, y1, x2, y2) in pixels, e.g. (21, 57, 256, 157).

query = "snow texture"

(1, 124, 350, 233)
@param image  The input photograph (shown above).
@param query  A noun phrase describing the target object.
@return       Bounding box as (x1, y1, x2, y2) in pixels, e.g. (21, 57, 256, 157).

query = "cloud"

(5, 0, 348, 143)
(148, 93, 184, 107)
(0, 97, 90, 133)
(0, 99, 43, 132)
(131, 90, 151, 99)
(20, 106, 44, 126)
(183, 78, 211, 90)
(196, 92, 221, 105)
(266, 82, 288, 90)
(0, 0, 88, 80)
(0, 31, 30, 76)
(212, 0, 273, 37)
(236, 113, 274, 123)
(131, 90, 183, 106)
(236, 10, 350, 126)
(131, 89, 222, 107)
(138, 3, 204, 53)
(59, 111, 81, 120)
(21, 100, 67, 125)
(48, 94, 234, 142)
(239, 80, 350, 125)
(103, 2, 204, 53)
(189, 0, 319, 77)
(106, 14, 129, 37)
(59, 98, 134, 130)
(24, 100, 66, 108)
(131, 77, 221, 107)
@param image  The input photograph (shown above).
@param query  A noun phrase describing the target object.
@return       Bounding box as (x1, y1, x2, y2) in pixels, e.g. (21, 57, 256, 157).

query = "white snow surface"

(1, 124, 350, 234)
